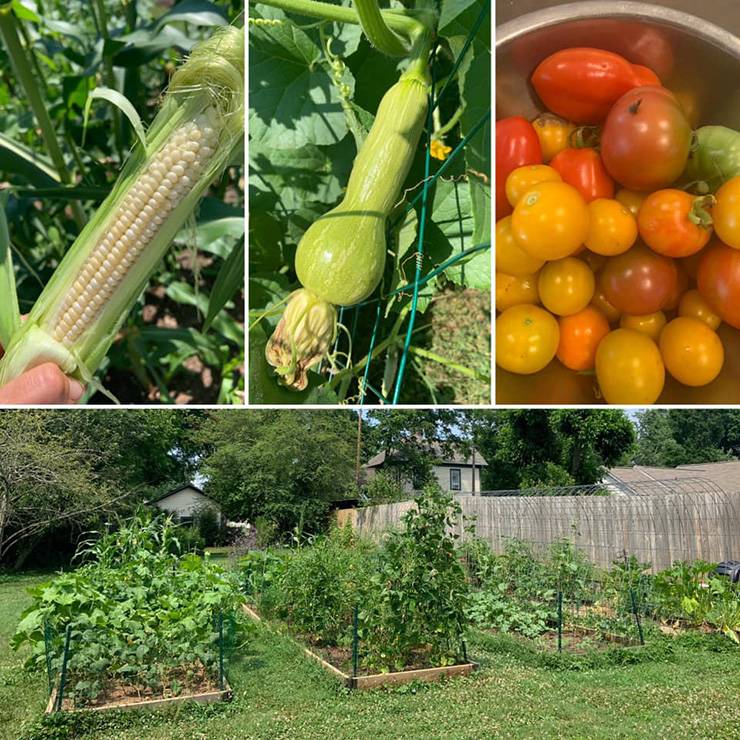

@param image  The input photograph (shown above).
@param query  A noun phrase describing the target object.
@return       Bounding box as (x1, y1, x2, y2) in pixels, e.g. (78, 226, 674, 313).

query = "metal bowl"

(496, 1, 740, 405)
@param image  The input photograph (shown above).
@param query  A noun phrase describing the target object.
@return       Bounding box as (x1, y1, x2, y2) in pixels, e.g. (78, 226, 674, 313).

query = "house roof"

(148, 483, 220, 506)
(607, 462, 740, 493)
(365, 445, 488, 469)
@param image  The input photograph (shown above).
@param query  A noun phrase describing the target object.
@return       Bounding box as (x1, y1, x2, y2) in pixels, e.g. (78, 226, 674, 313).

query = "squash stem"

(352, 0, 409, 57)
(401, 28, 433, 86)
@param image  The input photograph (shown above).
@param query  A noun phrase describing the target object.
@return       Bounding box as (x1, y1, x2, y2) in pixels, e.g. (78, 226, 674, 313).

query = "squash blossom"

(0, 25, 244, 388)
(266, 289, 337, 391)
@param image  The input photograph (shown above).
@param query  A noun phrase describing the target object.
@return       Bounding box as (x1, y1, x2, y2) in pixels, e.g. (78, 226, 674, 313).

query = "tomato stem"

(688, 194, 716, 229)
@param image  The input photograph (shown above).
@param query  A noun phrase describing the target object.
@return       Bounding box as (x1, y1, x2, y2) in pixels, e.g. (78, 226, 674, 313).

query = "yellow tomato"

(585, 198, 638, 256)
(714, 177, 740, 249)
(496, 304, 560, 374)
(595, 329, 665, 404)
(591, 288, 621, 324)
(496, 271, 540, 311)
(532, 114, 576, 162)
(537, 257, 595, 316)
(505, 165, 562, 207)
(615, 189, 647, 217)
(678, 289, 721, 330)
(619, 311, 667, 341)
(659, 317, 724, 387)
(496, 216, 545, 276)
(512, 182, 590, 261)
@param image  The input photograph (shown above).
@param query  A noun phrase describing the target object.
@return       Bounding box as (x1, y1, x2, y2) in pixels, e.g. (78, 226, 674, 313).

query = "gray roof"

(365, 446, 488, 468)
(608, 462, 740, 492)
(149, 483, 219, 506)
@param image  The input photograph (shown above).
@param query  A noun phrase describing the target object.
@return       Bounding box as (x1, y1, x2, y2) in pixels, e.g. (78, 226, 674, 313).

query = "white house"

(363, 446, 488, 493)
(149, 484, 223, 524)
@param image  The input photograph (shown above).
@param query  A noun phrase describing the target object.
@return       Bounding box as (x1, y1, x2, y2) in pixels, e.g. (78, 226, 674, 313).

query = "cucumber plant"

(249, 0, 491, 403)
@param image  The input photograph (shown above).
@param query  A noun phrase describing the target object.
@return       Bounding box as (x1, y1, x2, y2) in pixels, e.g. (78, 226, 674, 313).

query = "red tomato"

(531, 48, 658, 124)
(550, 148, 615, 203)
(697, 241, 740, 329)
(663, 261, 689, 312)
(496, 117, 542, 219)
(599, 244, 678, 315)
(631, 64, 661, 86)
(601, 87, 692, 191)
(637, 190, 713, 258)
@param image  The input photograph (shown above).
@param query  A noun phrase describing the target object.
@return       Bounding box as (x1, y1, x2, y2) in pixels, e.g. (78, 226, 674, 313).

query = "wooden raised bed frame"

(242, 603, 477, 690)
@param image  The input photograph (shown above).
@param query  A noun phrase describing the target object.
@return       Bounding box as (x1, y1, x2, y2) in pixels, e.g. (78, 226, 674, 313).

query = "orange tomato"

(585, 198, 638, 256)
(532, 113, 576, 162)
(557, 306, 610, 371)
(659, 317, 724, 387)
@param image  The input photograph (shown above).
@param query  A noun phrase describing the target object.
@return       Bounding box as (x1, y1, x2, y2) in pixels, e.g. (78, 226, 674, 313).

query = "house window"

(450, 468, 462, 491)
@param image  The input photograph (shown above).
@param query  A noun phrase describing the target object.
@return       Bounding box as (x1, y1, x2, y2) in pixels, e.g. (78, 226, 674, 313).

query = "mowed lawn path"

(2, 572, 740, 740)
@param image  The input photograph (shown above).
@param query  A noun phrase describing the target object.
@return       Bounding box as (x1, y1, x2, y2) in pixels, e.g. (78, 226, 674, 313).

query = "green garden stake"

(56, 625, 71, 712)
(218, 611, 225, 690)
(43, 620, 54, 696)
(352, 605, 359, 678)
(629, 588, 645, 645)
(557, 591, 563, 654)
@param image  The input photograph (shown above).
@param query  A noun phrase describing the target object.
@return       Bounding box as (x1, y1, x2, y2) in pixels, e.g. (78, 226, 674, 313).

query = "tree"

(633, 410, 686, 466)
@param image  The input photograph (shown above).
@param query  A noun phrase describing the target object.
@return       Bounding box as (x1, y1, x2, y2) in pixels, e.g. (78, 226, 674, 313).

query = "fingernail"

(68, 379, 85, 402)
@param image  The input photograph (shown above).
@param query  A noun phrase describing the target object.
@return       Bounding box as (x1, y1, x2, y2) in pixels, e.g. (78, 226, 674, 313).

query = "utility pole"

(355, 411, 362, 489)
(472, 448, 477, 494)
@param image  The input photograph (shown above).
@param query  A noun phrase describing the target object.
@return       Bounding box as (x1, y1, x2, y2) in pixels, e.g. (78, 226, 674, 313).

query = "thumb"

(0, 363, 86, 405)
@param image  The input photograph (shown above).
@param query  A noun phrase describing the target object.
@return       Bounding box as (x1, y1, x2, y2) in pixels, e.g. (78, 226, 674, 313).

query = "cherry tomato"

(550, 148, 615, 202)
(697, 240, 740, 329)
(638, 190, 713, 257)
(619, 311, 666, 341)
(678, 289, 721, 330)
(595, 329, 665, 404)
(585, 198, 638, 256)
(601, 87, 692, 191)
(713, 176, 740, 249)
(538, 257, 595, 316)
(496, 271, 540, 311)
(557, 306, 610, 371)
(599, 244, 678, 314)
(591, 288, 621, 323)
(532, 114, 576, 162)
(496, 216, 545, 276)
(497, 117, 542, 219)
(663, 261, 689, 312)
(680, 251, 704, 280)
(505, 165, 562, 207)
(531, 48, 657, 124)
(615, 189, 647, 217)
(511, 182, 589, 261)
(659, 317, 724, 387)
(496, 304, 560, 374)
(581, 250, 607, 273)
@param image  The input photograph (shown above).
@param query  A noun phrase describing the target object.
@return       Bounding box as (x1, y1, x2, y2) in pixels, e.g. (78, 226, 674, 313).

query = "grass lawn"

(2, 571, 740, 740)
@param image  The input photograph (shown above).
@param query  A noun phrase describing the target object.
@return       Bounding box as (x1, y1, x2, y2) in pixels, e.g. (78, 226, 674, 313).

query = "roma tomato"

(496, 117, 542, 218)
(538, 257, 595, 316)
(531, 48, 657, 124)
(713, 176, 740, 249)
(496, 272, 540, 311)
(556, 306, 610, 371)
(637, 190, 713, 257)
(619, 311, 666, 341)
(496, 304, 559, 374)
(532, 114, 576, 162)
(595, 329, 665, 404)
(659, 317, 724, 387)
(678, 289, 721, 330)
(697, 240, 740, 329)
(599, 244, 678, 314)
(511, 182, 589, 261)
(505, 165, 561, 207)
(601, 87, 692, 191)
(496, 216, 545, 276)
(550, 148, 615, 202)
(615, 189, 647, 217)
(585, 198, 637, 256)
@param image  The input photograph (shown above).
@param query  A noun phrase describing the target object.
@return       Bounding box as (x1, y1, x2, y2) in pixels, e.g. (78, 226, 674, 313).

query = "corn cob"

(0, 25, 244, 389)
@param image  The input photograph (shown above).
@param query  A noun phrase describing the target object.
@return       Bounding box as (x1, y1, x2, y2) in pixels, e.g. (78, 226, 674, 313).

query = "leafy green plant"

(466, 587, 552, 639)
(12, 511, 246, 707)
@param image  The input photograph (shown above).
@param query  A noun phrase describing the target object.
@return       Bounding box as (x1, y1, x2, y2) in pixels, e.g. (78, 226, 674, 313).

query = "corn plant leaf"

(155, 0, 229, 29)
(0, 192, 21, 349)
(83, 87, 147, 150)
(0, 133, 60, 188)
(204, 239, 244, 332)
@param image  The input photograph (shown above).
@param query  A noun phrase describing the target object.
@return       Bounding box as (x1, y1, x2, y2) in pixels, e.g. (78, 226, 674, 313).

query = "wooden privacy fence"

(338, 485, 740, 571)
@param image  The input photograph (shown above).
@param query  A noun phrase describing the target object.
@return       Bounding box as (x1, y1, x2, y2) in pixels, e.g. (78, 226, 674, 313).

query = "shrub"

(361, 470, 407, 505)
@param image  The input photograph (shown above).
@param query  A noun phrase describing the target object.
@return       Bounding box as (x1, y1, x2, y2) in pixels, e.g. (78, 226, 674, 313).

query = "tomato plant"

(713, 176, 740, 249)
(659, 317, 724, 387)
(497, 116, 542, 217)
(550, 147, 615, 202)
(557, 306, 610, 371)
(585, 198, 638, 256)
(496, 304, 560, 374)
(601, 86, 692, 191)
(531, 47, 658, 124)
(637, 190, 713, 257)
(511, 182, 589, 260)
(697, 241, 740, 329)
(595, 329, 665, 404)
(538, 257, 595, 316)
(599, 244, 678, 314)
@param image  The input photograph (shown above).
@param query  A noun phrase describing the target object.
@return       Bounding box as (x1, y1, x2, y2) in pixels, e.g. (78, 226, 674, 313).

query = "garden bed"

(527, 625, 642, 654)
(242, 603, 477, 690)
